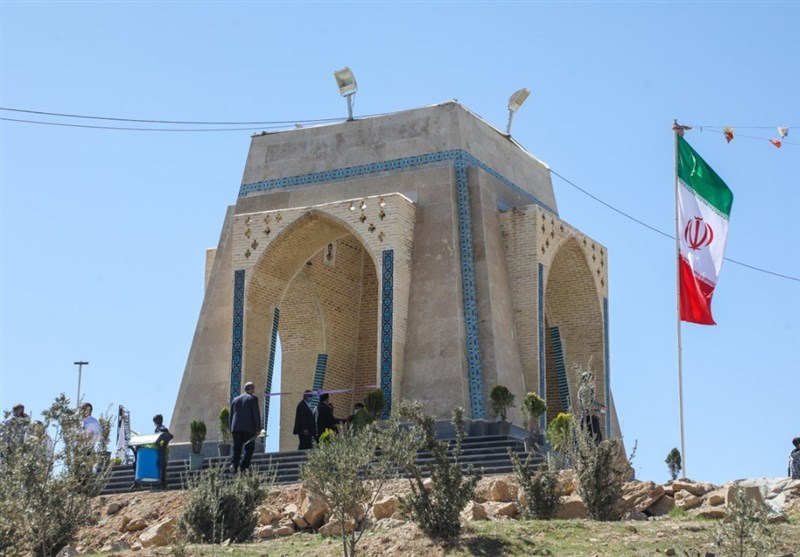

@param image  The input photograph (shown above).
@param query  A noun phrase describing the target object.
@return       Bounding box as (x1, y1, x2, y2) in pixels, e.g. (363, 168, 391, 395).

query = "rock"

(257, 504, 281, 525)
(319, 518, 355, 537)
(254, 526, 276, 540)
(273, 525, 295, 537)
(56, 547, 78, 557)
(374, 518, 405, 529)
(488, 479, 516, 502)
(622, 481, 665, 513)
(139, 517, 176, 548)
(284, 503, 299, 516)
(674, 490, 702, 510)
(100, 541, 130, 552)
(768, 512, 788, 524)
(558, 470, 577, 496)
(422, 478, 434, 490)
(691, 507, 726, 519)
(492, 502, 518, 518)
(554, 494, 587, 519)
(131, 542, 142, 551)
(300, 492, 329, 528)
(621, 509, 647, 521)
(672, 480, 714, 497)
(290, 513, 309, 530)
(725, 485, 764, 507)
(125, 518, 149, 532)
(646, 495, 675, 517)
(119, 516, 131, 532)
(106, 503, 124, 516)
(460, 501, 487, 521)
(707, 490, 725, 506)
(665, 548, 676, 556)
(372, 496, 400, 521)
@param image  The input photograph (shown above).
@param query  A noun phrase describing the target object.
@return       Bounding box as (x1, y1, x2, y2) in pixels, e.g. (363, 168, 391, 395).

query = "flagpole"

(673, 119, 691, 479)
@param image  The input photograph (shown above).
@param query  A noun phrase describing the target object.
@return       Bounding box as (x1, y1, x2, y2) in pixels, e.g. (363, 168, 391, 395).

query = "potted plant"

(489, 385, 515, 435)
(189, 420, 206, 471)
(363, 388, 385, 420)
(217, 407, 232, 457)
(521, 392, 547, 451)
(546, 412, 572, 469)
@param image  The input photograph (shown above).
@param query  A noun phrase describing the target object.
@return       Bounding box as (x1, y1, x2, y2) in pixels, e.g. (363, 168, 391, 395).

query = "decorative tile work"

(603, 297, 611, 436)
(239, 150, 557, 215)
(380, 250, 394, 419)
(263, 307, 280, 431)
(548, 327, 571, 413)
(454, 155, 485, 419)
(230, 270, 245, 403)
(309, 354, 328, 411)
(538, 263, 546, 431)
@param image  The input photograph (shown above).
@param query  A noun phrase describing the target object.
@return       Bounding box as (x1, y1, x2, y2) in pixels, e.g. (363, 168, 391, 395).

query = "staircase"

(100, 435, 545, 495)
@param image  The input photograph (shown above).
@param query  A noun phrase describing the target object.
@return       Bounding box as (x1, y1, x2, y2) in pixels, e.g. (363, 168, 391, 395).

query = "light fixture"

(334, 67, 358, 121)
(379, 197, 386, 208)
(349, 203, 355, 211)
(360, 200, 367, 211)
(506, 87, 530, 136)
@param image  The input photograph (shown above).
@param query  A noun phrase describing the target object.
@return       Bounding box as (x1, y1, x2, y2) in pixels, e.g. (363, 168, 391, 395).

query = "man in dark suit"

(293, 390, 316, 450)
(315, 393, 343, 441)
(229, 381, 261, 472)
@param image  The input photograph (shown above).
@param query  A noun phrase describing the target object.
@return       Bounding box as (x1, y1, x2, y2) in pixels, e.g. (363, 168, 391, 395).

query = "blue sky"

(1, 2, 798, 484)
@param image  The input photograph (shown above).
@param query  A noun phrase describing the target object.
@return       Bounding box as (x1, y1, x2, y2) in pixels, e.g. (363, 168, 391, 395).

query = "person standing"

(2, 403, 30, 452)
(229, 382, 261, 473)
(789, 437, 800, 480)
(315, 393, 343, 441)
(80, 403, 101, 447)
(152, 414, 173, 488)
(293, 390, 316, 450)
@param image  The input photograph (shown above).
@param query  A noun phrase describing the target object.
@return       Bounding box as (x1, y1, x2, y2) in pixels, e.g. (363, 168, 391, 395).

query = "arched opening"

(244, 211, 379, 451)
(543, 238, 605, 432)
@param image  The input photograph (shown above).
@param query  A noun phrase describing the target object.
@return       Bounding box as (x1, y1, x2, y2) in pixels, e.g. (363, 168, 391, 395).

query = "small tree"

(521, 392, 546, 432)
(390, 401, 482, 542)
(546, 413, 572, 452)
(189, 420, 206, 455)
(489, 385, 515, 422)
(218, 407, 232, 444)
(665, 447, 682, 481)
(180, 465, 268, 544)
(302, 424, 408, 557)
(98, 415, 112, 453)
(509, 449, 560, 520)
(363, 389, 385, 419)
(713, 485, 773, 557)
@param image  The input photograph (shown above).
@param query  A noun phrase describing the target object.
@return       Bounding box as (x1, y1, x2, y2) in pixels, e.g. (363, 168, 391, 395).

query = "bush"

(546, 412, 573, 456)
(0, 394, 111, 557)
(363, 389, 385, 419)
(189, 420, 206, 454)
(509, 449, 560, 519)
(391, 401, 481, 542)
(180, 465, 268, 544)
(302, 424, 405, 557)
(713, 485, 774, 557)
(489, 385, 515, 422)
(218, 407, 231, 444)
(521, 392, 546, 430)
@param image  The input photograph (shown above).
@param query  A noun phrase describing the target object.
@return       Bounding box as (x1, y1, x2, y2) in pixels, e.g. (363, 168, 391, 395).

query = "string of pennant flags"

(263, 384, 378, 397)
(694, 125, 793, 148)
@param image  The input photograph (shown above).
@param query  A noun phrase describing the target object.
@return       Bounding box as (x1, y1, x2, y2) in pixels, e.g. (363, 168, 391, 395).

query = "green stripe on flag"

(677, 136, 733, 218)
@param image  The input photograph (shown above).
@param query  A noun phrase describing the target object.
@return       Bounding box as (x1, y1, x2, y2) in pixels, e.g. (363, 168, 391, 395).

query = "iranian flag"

(677, 136, 734, 325)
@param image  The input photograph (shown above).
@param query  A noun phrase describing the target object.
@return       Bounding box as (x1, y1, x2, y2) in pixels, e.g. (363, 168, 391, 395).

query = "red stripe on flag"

(679, 257, 717, 325)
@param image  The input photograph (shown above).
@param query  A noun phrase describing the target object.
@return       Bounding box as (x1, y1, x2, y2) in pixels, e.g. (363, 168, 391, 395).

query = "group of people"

(293, 389, 368, 450)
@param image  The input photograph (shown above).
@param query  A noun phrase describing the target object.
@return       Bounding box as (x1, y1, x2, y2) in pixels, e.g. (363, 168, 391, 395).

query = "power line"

(0, 107, 341, 126)
(550, 170, 799, 282)
(0, 117, 275, 132)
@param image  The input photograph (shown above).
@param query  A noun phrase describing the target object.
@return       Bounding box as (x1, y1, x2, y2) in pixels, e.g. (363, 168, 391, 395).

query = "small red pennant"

(770, 139, 782, 149)
(723, 127, 734, 143)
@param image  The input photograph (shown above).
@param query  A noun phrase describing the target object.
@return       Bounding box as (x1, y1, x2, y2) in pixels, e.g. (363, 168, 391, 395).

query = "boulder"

(106, 502, 124, 516)
(273, 525, 295, 537)
(56, 547, 78, 557)
(557, 470, 577, 496)
(491, 502, 518, 518)
(691, 506, 726, 519)
(300, 491, 329, 529)
(725, 485, 764, 507)
(319, 518, 355, 537)
(290, 513, 309, 530)
(372, 496, 400, 521)
(554, 494, 587, 519)
(139, 517, 176, 548)
(284, 503, 299, 516)
(256, 504, 281, 525)
(460, 501, 487, 521)
(621, 509, 648, 521)
(125, 518, 149, 532)
(707, 490, 726, 506)
(646, 495, 676, 517)
(254, 526, 276, 540)
(674, 490, 703, 510)
(622, 481, 665, 513)
(672, 480, 714, 496)
(488, 479, 516, 502)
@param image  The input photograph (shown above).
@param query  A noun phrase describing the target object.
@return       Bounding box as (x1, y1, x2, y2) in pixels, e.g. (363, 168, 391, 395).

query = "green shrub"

(392, 401, 481, 542)
(489, 385, 515, 421)
(665, 447, 682, 481)
(546, 413, 572, 452)
(0, 394, 111, 557)
(363, 389, 385, 419)
(521, 392, 546, 430)
(180, 466, 268, 544)
(218, 407, 231, 444)
(713, 485, 774, 557)
(189, 420, 206, 454)
(509, 450, 560, 520)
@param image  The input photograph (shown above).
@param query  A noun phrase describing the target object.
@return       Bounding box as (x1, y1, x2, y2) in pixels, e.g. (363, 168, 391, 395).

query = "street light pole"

(74, 361, 89, 408)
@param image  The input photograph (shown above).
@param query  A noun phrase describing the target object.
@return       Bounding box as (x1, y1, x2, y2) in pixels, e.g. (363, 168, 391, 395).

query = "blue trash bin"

(134, 446, 161, 484)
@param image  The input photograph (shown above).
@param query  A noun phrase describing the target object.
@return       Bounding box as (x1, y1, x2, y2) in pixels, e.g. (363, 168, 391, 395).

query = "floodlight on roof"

(506, 87, 531, 135)
(334, 67, 358, 121)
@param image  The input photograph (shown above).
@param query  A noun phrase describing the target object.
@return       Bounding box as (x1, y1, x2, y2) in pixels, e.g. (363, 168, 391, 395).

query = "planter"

(217, 443, 231, 458)
(498, 420, 511, 436)
(189, 452, 204, 471)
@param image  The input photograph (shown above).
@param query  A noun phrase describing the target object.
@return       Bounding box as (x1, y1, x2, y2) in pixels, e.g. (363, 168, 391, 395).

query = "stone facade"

(171, 101, 621, 450)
